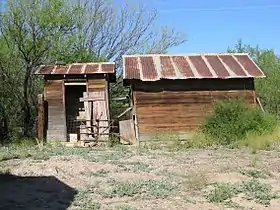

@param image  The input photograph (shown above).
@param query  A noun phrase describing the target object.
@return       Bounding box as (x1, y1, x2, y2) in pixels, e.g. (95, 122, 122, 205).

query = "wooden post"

(37, 94, 44, 144)
(132, 91, 140, 145)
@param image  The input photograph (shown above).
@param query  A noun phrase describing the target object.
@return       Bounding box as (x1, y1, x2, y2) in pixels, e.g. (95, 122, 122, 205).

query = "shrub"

(201, 100, 277, 145)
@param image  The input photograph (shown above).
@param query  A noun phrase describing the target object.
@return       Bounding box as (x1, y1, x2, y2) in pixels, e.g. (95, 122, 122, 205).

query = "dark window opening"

(65, 85, 86, 141)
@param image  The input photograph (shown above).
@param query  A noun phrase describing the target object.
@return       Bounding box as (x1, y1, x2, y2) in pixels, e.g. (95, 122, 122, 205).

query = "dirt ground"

(1, 146, 280, 210)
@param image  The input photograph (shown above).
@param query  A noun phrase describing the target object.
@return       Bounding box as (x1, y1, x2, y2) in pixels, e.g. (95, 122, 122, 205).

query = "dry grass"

(183, 170, 208, 192)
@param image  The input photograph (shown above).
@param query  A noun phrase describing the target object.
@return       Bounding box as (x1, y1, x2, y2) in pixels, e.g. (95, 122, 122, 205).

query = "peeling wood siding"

(44, 80, 66, 141)
(132, 79, 256, 139)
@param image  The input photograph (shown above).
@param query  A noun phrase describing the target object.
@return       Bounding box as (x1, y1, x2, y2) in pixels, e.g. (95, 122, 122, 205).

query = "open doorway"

(65, 84, 86, 141)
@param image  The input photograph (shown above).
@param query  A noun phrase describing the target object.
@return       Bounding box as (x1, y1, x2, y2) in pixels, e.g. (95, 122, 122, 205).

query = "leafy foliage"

(202, 100, 277, 145)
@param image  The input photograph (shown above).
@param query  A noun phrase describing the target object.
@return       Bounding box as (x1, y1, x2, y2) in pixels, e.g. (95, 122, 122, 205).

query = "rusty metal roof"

(35, 62, 115, 75)
(123, 53, 265, 81)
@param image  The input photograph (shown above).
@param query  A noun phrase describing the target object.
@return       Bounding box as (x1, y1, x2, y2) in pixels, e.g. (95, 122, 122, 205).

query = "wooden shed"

(35, 62, 115, 145)
(122, 53, 265, 142)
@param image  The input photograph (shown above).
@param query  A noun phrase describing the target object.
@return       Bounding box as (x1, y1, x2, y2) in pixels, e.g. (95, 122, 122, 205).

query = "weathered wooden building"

(35, 62, 115, 144)
(123, 53, 265, 142)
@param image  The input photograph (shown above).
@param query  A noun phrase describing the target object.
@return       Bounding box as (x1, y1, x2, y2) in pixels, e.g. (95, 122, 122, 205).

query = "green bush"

(202, 100, 277, 145)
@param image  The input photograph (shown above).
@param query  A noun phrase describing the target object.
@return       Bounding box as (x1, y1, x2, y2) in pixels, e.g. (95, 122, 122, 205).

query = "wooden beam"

(64, 82, 86, 86)
(117, 107, 132, 119)
(79, 97, 105, 102)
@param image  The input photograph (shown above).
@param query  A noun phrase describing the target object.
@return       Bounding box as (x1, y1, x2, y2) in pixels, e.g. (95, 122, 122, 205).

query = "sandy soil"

(1, 147, 280, 210)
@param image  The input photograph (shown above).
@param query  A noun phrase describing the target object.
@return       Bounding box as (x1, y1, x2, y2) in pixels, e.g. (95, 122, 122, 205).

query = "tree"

(228, 40, 280, 118)
(73, 0, 186, 71)
(0, 0, 82, 136)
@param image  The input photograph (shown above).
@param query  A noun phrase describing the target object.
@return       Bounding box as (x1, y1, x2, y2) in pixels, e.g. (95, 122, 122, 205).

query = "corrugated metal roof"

(123, 53, 265, 81)
(35, 62, 115, 75)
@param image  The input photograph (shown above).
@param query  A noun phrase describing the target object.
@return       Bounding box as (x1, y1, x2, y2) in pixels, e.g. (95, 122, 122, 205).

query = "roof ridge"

(39, 62, 115, 67)
(122, 53, 249, 57)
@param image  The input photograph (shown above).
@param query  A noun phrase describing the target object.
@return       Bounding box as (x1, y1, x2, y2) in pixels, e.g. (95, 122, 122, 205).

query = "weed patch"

(128, 162, 152, 173)
(207, 182, 241, 203)
(240, 169, 268, 179)
(87, 169, 110, 177)
(114, 204, 137, 210)
(103, 180, 175, 198)
(242, 179, 280, 205)
(207, 180, 280, 206)
(156, 169, 178, 178)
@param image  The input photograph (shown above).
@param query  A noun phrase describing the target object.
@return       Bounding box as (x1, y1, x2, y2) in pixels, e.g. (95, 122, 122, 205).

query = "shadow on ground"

(0, 173, 77, 210)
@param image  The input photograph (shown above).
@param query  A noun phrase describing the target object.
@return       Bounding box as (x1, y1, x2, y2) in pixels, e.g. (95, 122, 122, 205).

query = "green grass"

(0, 143, 93, 162)
(0, 142, 134, 164)
(241, 127, 280, 153)
(103, 180, 175, 198)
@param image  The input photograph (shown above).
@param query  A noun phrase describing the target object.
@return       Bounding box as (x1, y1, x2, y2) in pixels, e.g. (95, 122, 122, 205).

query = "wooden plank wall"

(44, 80, 66, 141)
(132, 79, 256, 137)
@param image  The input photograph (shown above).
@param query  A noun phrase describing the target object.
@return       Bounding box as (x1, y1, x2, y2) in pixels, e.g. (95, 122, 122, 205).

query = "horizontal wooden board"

(87, 79, 106, 92)
(135, 90, 255, 105)
(132, 78, 255, 91)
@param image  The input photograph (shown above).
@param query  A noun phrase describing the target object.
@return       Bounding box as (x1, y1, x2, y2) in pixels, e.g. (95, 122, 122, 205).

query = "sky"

(136, 0, 280, 54)
(1, 0, 279, 54)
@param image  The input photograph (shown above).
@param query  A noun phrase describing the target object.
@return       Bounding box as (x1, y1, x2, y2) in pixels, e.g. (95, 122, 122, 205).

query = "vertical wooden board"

(119, 119, 136, 144)
(133, 91, 140, 142)
(89, 91, 109, 135)
(45, 80, 66, 141)
(105, 81, 110, 121)
(37, 94, 44, 143)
